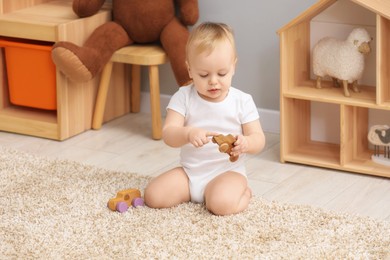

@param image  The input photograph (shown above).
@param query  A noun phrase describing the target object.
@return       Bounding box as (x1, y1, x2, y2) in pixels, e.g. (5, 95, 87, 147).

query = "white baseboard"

(257, 108, 280, 134)
(140, 92, 280, 134)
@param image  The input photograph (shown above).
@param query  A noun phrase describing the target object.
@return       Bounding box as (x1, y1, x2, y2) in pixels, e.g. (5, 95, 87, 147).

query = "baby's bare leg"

(204, 172, 252, 216)
(144, 167, 190, 208)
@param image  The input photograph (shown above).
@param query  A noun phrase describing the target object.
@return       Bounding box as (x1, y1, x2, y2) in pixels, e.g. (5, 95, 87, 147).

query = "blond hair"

(186, 22, 237, 60)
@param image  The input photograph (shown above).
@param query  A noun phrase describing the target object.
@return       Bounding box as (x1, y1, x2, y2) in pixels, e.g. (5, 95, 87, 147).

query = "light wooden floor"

(1, 112, 390, 221)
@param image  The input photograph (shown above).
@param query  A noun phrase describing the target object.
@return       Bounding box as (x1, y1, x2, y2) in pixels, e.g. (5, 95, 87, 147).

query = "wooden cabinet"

(0, 0, 130, 140)
(278, 0, 390, 178)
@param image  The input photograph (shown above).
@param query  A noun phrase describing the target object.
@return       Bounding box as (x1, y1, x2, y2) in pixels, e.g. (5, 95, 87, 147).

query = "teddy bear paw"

(52, 45, 93, 82)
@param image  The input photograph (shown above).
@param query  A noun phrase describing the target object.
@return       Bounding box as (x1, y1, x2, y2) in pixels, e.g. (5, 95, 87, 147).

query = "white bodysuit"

(167, 84, 259, 203)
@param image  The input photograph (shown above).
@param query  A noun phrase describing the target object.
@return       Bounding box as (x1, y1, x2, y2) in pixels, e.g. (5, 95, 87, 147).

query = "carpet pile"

(1, 147, 389, 259)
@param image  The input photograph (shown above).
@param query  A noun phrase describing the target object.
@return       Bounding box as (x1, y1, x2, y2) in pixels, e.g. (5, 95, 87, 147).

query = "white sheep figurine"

(367, 125, 390, 164)
(312, 28, 372, 97)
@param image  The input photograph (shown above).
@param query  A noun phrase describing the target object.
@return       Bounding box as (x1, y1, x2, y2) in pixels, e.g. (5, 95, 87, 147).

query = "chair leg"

(130, 64, 141, 113)
(92, 61, 114, 129)
(149, 65, 162, 140)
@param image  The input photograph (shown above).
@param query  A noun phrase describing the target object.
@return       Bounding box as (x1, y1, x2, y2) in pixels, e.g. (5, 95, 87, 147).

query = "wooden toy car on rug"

(367, 125, 390, 166)
(107, 189, 144, 213)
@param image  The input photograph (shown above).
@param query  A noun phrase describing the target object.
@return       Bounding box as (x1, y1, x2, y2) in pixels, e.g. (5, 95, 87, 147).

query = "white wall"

(142, 0, 318, 114)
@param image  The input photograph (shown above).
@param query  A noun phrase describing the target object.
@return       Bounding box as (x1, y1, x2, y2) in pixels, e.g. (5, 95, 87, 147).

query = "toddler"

(144, 22, 265, 215)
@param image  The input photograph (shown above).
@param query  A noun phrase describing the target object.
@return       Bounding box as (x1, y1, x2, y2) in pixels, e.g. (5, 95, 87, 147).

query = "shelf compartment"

(0, 0, 131, 141)
(280, 97, 341, 168)
(339, 105, 390, 177)
(0, 37, 57, 110)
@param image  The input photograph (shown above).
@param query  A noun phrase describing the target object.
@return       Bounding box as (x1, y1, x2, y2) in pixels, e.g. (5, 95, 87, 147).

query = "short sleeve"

(166, 86, 190, 117)
(240, 93, 259, 124)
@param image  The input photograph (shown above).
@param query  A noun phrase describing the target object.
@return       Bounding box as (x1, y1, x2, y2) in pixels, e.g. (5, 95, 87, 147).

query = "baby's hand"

(231, 135, 249, 157)
(188, 128, 217, 148)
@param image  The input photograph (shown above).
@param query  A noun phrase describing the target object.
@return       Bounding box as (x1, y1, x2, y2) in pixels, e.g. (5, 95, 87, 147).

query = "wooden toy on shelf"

(107, 189, 144, 213)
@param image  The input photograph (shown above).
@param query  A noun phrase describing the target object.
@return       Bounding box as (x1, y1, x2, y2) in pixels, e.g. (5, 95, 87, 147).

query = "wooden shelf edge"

(0, 20, 56, 42)
(0, 0, 112, 42)
(283, 154, 340, 169)
(283, 153, 390, 178)
(282, 85, 385, 109)
(0, 110, 59, 140)
(343, 161, 390, 178)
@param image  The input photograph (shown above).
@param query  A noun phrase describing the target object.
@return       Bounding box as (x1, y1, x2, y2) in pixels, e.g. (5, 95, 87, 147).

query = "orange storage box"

(0, 37, 57, 110)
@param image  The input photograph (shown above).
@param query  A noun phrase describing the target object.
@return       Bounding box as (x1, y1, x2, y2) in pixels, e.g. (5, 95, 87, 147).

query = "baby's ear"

(186, 61, 193, 78)
(232, 57, 238, 74)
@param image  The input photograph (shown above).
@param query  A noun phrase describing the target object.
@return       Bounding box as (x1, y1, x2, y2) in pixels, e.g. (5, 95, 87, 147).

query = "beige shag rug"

(1, 147, 390, 259)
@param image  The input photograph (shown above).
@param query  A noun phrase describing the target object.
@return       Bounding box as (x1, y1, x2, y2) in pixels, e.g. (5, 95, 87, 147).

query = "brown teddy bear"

(212, 134, 239, 162)
(51, 0, 199, 86)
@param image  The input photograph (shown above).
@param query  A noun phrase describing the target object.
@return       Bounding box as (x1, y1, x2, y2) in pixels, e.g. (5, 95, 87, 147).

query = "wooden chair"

(92, 44, 169, 140)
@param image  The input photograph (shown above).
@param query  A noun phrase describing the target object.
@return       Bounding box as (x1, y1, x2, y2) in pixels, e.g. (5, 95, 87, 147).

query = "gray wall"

(146, 0, 318, 111)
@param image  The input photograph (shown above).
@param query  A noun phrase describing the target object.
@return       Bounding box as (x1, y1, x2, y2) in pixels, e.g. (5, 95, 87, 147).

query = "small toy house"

(278, 0, 390, 177)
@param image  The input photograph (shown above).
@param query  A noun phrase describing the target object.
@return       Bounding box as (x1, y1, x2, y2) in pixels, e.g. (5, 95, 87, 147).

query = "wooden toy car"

(212, 134, 239, 162)
(107, 189, 144, 213)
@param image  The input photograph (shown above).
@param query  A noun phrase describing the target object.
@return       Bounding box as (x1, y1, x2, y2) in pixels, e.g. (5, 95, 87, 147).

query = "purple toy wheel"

(132, 197, 144, 207)
(116, 202, 129, 213)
